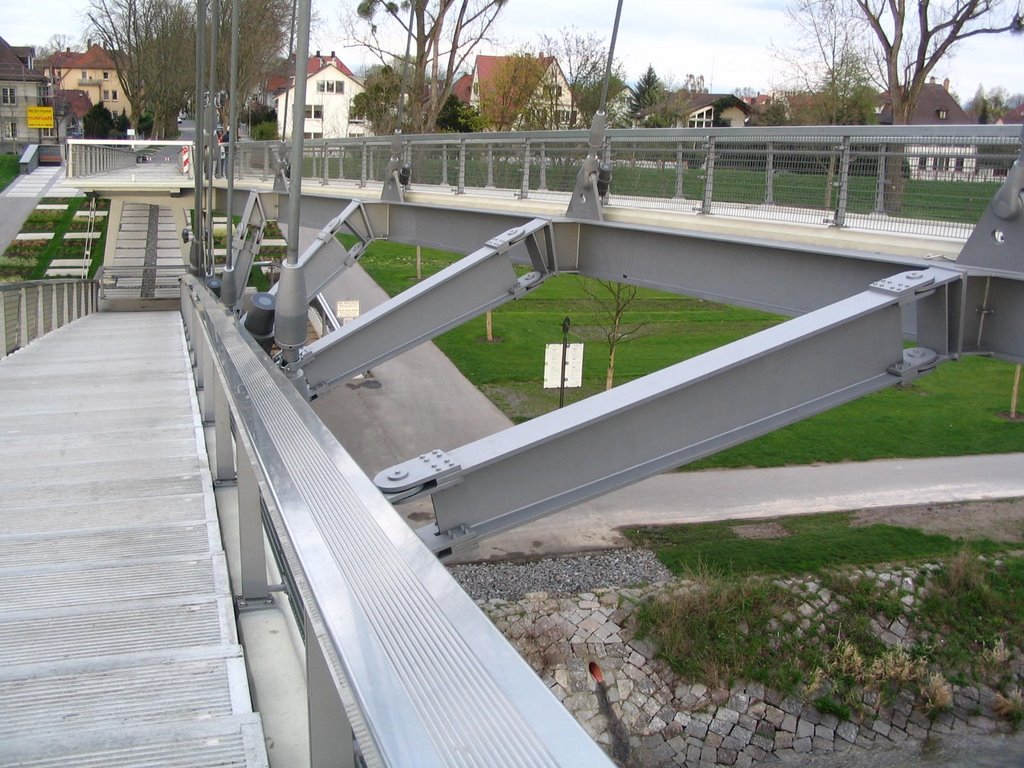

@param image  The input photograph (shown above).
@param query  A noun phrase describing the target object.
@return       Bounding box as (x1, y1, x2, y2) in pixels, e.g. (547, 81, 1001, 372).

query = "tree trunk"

(605, 343, 616, 390)
(1012, 363, 1022, 420)
(486, 310, 493, 342)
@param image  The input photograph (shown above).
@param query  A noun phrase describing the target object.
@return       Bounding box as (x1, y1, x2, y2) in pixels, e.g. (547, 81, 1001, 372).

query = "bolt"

(907, 271, 922, 279)
(387, 468, 408, 481)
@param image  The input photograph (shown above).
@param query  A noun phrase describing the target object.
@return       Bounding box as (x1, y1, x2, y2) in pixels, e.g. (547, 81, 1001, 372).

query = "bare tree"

(477, 52, 545, 130)
(537, 27, 626, 129)
(576, 278, 648, 391)
(38, 35, 80, 58)
(89, 0, 289, 136)
(777, 0, 878, 125)
(352, 0, 509, 133)
(853, 0, 1023, 124)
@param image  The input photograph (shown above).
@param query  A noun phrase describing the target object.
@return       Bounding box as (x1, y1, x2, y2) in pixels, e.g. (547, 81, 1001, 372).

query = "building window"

(1, 87, 15, 105)
(304, 104, 323, 119)
(3, 121, 16, 139)
(688, 106, 715, 129)
(111, 90, 118, 101)
(102, 90, 110, 100)
(82, 70, 87, 79)
(41, 127, 56, 138)
(316, 80, 345, 94)
(937, 109, 948, 120)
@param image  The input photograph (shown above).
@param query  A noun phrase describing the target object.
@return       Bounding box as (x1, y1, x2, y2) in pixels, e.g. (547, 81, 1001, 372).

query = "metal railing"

(0, 280, 99, 357)
(180, 275, 612, 767)
(224, 124, 1020, 240)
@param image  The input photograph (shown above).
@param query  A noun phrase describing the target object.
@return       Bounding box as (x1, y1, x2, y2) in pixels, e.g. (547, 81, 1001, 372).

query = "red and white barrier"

(180, 146, 191, 177)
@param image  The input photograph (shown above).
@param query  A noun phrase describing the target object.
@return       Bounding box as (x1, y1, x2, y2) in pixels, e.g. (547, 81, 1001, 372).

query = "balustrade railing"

(0, 280, 99, 357)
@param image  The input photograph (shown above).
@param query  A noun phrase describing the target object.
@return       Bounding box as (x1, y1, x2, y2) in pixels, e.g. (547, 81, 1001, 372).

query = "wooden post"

(1012, 363, 1022, 420)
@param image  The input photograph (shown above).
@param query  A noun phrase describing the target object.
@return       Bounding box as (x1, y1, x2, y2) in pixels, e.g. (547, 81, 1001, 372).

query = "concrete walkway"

(304, 227, 1024, 563)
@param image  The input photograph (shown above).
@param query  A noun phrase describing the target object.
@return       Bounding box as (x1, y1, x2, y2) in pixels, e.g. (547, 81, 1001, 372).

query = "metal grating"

(0, 311, 267, 768)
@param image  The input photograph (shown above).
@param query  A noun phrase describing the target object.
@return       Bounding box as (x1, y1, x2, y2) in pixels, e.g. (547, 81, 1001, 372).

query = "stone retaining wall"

(479, 574, 1021, 767)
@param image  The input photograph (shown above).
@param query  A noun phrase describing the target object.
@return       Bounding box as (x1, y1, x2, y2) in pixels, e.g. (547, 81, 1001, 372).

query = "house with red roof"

(999, 103, 1024, 124)
(466, 53, 574, 131)
(275, 51, 364, 139)
(38, 43, 131, 120)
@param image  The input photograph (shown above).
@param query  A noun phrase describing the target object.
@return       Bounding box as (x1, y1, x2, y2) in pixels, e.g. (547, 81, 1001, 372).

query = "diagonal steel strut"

(293, 218, 558, 398)
(374, 267, 964, 556)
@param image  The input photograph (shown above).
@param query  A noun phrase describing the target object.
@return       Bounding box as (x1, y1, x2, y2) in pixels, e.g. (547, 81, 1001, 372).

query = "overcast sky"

(6, 0, 1024, 100)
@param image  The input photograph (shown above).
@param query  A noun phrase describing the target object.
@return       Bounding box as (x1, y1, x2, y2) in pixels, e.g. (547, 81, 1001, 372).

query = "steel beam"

(375, 267, 963, 555)
(295, 218, 557, 397)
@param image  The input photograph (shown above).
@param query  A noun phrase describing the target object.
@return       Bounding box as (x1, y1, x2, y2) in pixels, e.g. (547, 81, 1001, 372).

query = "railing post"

(213, 374, 236, 483)
(486, 144, 494, 188)
(321, 144, 329, 185)
(874, 143, 887, 214)
(51, 284, 58, 332)
(62, 282, 69, 328)
(674, 142, 685, 199)
(261, 145, 269, 183)
(306, 610, 357, 768)
(36, 286, 44, 339)
(235, 443, 271, 605)
(359, 143, 368, 188)
(457, 140, 466, 194)
(520, 140, 530, 199)
(765, 139, 775, 205)
(834, 135, 852, 228)
(0, 291, 8, 358)
(538, 142, 547, 191)
(441, 145, 449, 187)
(701, 137, 716, 214)
(18, 287, 29, 349)
(200, 333, 215, 422)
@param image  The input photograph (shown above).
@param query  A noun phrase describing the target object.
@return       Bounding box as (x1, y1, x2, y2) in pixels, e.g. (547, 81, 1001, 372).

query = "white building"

(276, 51, 364, 140)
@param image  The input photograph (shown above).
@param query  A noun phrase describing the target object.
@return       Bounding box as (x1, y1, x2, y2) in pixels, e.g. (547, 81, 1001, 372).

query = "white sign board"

(336, 300, 360, 322)
(543, 343, 584, 389)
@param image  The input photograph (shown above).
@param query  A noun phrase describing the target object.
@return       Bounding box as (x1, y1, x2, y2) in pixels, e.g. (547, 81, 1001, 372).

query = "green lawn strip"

(629, 512, 1021, 703)
(0, 154, 18, 192)
(352, 236, 1022, 465)
(625, 511, 1001, 578)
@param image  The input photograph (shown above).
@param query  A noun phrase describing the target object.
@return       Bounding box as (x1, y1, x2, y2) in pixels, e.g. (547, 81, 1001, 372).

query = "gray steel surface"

(0, 311, 268, 768)
(187, 279, 613, 766)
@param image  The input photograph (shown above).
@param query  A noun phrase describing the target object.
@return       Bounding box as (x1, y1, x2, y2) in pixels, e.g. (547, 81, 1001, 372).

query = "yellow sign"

(27, 106, 54, 129)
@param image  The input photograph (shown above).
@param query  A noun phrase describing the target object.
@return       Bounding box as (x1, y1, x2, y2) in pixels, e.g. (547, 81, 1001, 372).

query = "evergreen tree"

(83, 103, 115, 139)
(628, 65, 663, 124)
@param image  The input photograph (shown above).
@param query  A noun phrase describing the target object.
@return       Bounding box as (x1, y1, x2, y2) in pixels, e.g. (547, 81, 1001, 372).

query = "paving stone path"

(479, 566, 1022, 767)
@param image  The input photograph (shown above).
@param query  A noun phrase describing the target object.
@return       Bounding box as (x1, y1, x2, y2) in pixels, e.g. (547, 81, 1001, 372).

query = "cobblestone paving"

(478, 567, 1022, 767)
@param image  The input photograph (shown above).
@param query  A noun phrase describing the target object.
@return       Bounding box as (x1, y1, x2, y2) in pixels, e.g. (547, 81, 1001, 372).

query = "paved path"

(303, 226, 1024, 563)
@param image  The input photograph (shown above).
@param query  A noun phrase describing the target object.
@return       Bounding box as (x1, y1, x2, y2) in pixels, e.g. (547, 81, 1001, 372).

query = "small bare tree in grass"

(576, 277, 648, 391)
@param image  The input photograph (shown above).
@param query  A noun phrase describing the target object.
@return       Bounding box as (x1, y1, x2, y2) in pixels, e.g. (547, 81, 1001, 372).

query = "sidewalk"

(303, 226, 1024, 562)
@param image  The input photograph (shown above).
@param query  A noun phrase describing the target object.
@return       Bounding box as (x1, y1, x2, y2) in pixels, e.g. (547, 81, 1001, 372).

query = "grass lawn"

(353, 237, 1023, 469)
(0, 154, 20, 192)
(630, 511, 1024, 706)
(0, 197, 108, 281)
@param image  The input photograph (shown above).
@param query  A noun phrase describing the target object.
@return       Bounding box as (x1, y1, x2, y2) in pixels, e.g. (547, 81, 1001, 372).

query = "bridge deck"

(0, 311, 268, 767)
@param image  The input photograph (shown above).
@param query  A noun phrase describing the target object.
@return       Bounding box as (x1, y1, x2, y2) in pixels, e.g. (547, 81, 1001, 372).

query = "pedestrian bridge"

(3, 124, 1023, 766)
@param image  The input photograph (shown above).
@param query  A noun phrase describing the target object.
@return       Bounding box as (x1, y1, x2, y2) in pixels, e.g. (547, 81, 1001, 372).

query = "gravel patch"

(449, 548, 672, 601)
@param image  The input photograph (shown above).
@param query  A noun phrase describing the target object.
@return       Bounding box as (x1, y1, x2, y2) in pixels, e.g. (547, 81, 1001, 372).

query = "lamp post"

(559, 316, 571, 408)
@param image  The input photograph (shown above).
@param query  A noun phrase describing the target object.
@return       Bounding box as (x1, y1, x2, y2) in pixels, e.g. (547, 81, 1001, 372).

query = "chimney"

(928, 76, 936, 84)
(943, 78, 950, 91)
(330, 51, 335, 59)
(315, 50, 320, 58)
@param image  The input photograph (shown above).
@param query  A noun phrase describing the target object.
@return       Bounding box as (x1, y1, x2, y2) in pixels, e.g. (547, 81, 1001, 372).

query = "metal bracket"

(887, 346, 939, 382)
(869, 269, 936, 299)
(375, 449, 463, 502)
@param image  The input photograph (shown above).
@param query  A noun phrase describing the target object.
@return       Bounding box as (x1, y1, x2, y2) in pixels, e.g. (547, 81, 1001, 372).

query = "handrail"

(180, 275, 613, 767)
(227, 124, 1021, 240)
(0, 279, 99, 358)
